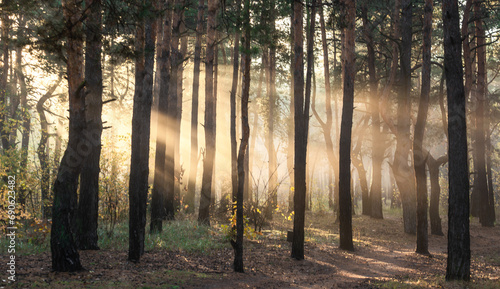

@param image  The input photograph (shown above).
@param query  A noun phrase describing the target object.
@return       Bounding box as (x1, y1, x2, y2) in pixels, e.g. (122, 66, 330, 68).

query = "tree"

(230, 0, 242, 207)
(393, 0, 417, 235)
(473, 0, 494, 227)
(232, 0, 250, 272)
(198, 0, 219, 225)
(442, 0, 470, 281)
(0, 0, 11, 151)
(128, 0, 156, 262)
(338, 0, 355, 252)
(76, 0, 103, 250)
(414, 0, 433, 255)
(151, 0, 171, 233)
(186, 0, 205, 212)
(50, 0, 85, 272)
(291, 0, 307, 260)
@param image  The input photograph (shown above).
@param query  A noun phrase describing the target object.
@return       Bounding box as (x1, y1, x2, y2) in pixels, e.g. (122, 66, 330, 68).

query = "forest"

(0, 0, 499, 287)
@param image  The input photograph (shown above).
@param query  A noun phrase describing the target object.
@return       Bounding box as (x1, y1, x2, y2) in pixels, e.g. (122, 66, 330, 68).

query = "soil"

(2, 211, 499, 288)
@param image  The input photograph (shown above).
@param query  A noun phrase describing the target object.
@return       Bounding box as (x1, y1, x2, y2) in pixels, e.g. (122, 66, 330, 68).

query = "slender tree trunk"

(230, 0, 242, 207)
(198, 0, 219, 225)
(76, 0, 103, 251)
(338, 0, 355, 252)
(232, 0, 250, 273)
(291, 0, 307, 260)
(393, 0, 417, 235)
(128, 2, 155, 262)
(443, 0, 470, 281)
(187, 0, 205, 213)
(474, 0, 494, 227)
(287, 7, 295, 212)
(414, 0, 433, 255)
(50, 0, 84, 271)
(151, 0, 171, 233)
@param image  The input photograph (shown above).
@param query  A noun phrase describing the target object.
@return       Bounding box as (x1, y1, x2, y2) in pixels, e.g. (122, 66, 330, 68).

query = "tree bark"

(50, 0, 85, 271)
(128, 2, 155, 262)
(198, 0, 219, 225)
(473, 0, 494, 227)
(232, 0, 250, 273)
(338, 0, 355, 252)
(0, 0, 11, 151)
(414, 0, 433, 255)
(291, 0, 307, 260)
(151, 0, 171, 233)
(76, 0, 103, 251)
(393, 0, 417, 235)
(230, 0, 242, 207)
(427, 152, 446, 236)
(442, 0, 470, 281)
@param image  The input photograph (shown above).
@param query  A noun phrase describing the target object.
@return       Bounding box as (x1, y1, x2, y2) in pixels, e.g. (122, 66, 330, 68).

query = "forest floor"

(2, 209, 500, 288)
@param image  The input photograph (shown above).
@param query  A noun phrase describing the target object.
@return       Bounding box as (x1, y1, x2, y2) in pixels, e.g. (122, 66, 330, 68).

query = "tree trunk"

(474, 0, 494, 227)
(287, 7, 295, 212)
(76, 0, 103, 251)
(232, 0, 250, 273)
(50, 0, 84, 271)
(198, 0, 219, 225)
(338, 0, 355, 252)
(414, 0, 433, 255)
(442, 0, 470, 281)
(0, 0, 11, 151)
(291, 0, 307, 260)
(128, 3, 155, 262)
(151, 0, 171, 233)
(230, 0, 241, 207)
(186, 0, 205, 213)
(427, 152, 446, 236)
(393, 0, 417, 235)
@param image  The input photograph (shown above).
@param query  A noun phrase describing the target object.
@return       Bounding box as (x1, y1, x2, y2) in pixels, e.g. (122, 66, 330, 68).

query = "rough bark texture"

(50, 0, 84, 272)
(338, 0, 355, 252)
(151, 0, 171, 233)
(0, 0, 11, 151)
(186, 0, 205, 213)
(76, 0, 103, 251)
(442, 0, 471, 281)
(128, 4, 155, 262)
(291, 0, 306, 260)
(198, 0, 219, 225)
(414, 0, 433, 255)
(393, 0, 417, 235)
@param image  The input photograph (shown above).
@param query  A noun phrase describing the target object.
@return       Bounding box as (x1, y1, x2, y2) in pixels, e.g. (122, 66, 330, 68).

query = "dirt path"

(3, 213, 500, 288)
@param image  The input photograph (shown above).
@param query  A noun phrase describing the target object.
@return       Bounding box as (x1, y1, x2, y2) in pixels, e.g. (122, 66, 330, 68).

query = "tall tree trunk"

(338, 0, 355, 252)
(186, 0, 205, 213)
(198, 0, 219, 225)
(443, 0, 470, 281)
(474, 0, 494, 227)
(76, 0, 103, 251)
(291, 0, 308, 260)
(166, 0, 182, 219)
(151, 0, 170, 233)
(50, 0, 84, 272)
(128, 2, 155, 262)
(414, 0, 433, 255)
(232, 0, 250, 273)
(230, 0, 242, 207)
(287, 6, 295, 212)
(393, 0, 416, 235)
